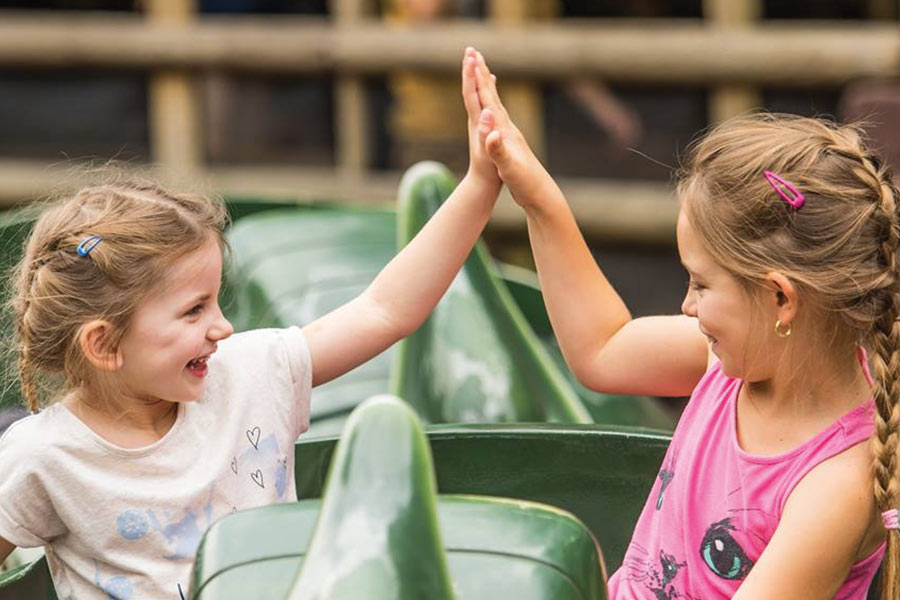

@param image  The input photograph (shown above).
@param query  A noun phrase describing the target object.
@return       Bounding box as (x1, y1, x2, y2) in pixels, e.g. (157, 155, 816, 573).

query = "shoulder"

(0, 407, 64, 455)
(209, 327, 312, 399)
(0, 405, 73, 475)
(214, 327, 309, 372)
(732, 440, 880, 598)
(788, 439, 883, 559)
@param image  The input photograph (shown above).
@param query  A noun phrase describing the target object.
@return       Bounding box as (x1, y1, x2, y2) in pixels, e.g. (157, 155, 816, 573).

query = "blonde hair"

(678, 113, 900, 599)
(10, 180, 228, 414)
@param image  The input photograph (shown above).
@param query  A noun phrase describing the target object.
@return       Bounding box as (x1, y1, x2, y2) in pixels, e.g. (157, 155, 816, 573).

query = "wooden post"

(146, 0, 202, 178)
(486, 0, 546, 161)
(704, 0, 761, 123)
(334, 0, 371, 179)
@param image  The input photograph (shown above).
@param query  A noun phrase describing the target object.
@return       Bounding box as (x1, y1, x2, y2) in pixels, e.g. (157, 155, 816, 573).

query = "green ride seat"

(189, 396, 607, 600)
(292, 422, 670, 573)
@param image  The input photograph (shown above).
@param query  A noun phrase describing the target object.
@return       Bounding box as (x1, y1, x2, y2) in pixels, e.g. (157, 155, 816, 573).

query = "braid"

(866, 159, 900, 600)
(17, 348, 39, 414)
(15, 257, 43, 413)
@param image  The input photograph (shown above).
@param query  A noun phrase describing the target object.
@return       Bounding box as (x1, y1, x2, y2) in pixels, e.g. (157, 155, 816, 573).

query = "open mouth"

(186, 355, 210, 377)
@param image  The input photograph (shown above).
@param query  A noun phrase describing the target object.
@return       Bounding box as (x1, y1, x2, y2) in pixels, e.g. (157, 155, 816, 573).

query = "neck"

(744, 345, 870, 417)
(65, 388, 180, 443)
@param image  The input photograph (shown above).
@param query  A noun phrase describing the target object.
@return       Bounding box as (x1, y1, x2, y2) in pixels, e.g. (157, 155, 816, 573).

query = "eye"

(700, 519, 753, 580)
(688, 280, 706, 292)
(184, 304, 203, 317)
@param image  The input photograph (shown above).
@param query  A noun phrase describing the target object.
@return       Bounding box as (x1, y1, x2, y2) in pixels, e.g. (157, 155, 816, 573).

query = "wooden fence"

(0, 0, 897, 242)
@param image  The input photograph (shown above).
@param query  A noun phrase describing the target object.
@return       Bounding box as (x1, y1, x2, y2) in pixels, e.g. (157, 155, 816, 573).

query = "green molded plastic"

(390, 162, 591, 424)
(0, 556, 56, 600)
(189, 396, 606, 600)
(190, 496, 606, 600)
(284, 395, 454, 599)
(221, 162, 675, 434)
(294, 423, 671, 572)
(496, 263, 677, 431)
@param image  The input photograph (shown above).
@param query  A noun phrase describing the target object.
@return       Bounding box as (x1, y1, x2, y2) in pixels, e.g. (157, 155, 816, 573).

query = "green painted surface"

(285, 396, 454, 600)
(294, 423, 671, 573)
(391, 162, 591, 424)
(190, 397, 606, 600)
(191, 496, 606, 600)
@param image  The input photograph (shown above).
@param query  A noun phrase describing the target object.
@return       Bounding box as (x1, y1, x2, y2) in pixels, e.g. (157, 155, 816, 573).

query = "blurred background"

(0, 0, 899, 318)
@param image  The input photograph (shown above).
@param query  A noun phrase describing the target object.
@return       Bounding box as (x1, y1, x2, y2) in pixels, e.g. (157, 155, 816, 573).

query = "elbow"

(362, 291, 423, 343)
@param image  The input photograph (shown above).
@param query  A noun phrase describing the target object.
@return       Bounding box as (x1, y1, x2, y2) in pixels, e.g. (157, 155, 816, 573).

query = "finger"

(473, 51, 499, 115)
(474, 52, 507, 121)
(478, 108, 495, 146)
(461, 54, 481, 121)
(485, 129, 505, 161)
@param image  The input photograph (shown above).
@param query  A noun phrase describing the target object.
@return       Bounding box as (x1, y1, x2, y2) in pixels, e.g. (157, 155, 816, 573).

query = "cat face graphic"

(699, 518, 754, 580)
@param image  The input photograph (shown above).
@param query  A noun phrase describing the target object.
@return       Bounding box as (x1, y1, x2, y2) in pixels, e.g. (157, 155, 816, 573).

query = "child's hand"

(472, 51, 558, 210)
(462, 47, 501, 192)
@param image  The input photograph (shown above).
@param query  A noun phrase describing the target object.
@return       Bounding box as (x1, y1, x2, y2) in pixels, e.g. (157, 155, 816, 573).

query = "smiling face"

(677, 211, 778, 381)
(114, 236, 234, 406)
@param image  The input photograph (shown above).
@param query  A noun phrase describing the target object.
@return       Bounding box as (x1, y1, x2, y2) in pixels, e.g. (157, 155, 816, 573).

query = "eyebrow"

(182, 293, 212, 308)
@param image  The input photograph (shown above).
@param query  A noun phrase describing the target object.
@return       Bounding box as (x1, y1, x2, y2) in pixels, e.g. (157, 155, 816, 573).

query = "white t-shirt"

(0, 327, 312, 599)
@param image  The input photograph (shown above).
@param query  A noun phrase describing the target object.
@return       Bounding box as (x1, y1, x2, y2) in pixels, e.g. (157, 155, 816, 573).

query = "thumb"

(485, 129, 505, 161)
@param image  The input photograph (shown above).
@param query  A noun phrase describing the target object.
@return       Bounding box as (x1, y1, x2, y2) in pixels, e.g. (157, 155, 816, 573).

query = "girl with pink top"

(469, 50, 899, 600)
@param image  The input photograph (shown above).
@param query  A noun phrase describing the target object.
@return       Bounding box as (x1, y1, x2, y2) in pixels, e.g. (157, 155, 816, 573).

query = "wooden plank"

(704, 0, 761, 122)
(486, 0, 546, 160)
(146, 0, 202, 177)
(0, 160, 677, 244)
(334, 0, 370, 176)
(0, 15, 896, 85)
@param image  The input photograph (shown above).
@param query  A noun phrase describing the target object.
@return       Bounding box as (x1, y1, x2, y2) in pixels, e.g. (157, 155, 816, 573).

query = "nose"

(681, 288, 696, 318)
(208, 306, 234, 341)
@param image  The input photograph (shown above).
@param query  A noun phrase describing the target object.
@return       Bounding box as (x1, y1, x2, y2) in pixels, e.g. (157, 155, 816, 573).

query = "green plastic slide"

(189, 396, 607, 600)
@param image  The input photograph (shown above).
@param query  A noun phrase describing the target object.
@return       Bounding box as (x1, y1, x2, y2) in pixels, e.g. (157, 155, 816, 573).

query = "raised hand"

(471, 51, 559, 210)
(461, 47, 501, 191)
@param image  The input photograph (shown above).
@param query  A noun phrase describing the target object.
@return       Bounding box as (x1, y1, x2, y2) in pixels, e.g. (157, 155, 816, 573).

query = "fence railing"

(0, 2, 897, 243)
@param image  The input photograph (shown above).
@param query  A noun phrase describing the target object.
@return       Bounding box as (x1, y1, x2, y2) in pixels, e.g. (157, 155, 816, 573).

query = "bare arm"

(0, 536, 15, 564)
(473, 52, 708, 397)
(304, 48, 501, 386)
(732, 442, 883, 600)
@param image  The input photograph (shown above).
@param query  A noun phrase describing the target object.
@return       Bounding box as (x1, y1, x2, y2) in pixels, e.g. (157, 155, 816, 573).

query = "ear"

(764, 272, 798, 326)
(78, 320, 123, 372)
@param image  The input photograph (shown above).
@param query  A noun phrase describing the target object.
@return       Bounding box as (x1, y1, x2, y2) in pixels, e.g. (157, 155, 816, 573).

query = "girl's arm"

(731, 442, 883, 600)
(473, 53, 708, 397)
(0, 535, 14, 563)
(303, 48, 502, 387)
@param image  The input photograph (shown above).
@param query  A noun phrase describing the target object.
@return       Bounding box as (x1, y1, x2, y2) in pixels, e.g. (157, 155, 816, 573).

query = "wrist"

(462, 169, 502, 197)
(518, 176, 565, 218)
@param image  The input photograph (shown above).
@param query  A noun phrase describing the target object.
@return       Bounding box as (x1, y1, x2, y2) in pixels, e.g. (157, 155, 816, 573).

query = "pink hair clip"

(883, 508, 899, 531)
(764, 170, 805, 209)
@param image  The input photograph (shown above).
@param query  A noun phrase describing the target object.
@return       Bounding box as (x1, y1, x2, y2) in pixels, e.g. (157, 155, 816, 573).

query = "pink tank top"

(608, 359, 885, 599)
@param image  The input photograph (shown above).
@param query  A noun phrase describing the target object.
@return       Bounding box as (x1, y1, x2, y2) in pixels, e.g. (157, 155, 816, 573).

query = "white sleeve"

(0, 419, 67, 547)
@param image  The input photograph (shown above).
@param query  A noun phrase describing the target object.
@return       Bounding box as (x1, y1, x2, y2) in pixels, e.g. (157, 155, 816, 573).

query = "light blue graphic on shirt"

(145, 484, 217, 561)
(116, 510, 149, 540)
(94, 564, 133, 600)
(237, 432, 289, 500)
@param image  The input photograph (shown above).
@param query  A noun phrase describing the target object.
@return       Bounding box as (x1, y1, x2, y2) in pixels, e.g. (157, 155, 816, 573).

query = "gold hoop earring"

(774, 320, 792, 338)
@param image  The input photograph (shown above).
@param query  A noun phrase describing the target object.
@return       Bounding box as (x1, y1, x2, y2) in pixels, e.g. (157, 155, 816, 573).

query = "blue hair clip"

(76, 235, 103, 257)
